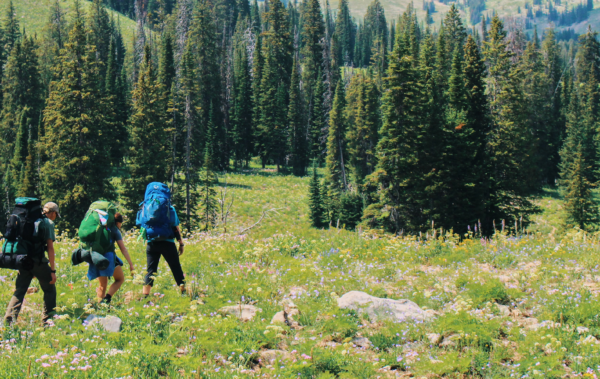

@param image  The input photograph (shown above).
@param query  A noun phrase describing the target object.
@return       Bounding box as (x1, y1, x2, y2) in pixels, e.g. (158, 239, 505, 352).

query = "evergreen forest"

(0, 0, 597, 237)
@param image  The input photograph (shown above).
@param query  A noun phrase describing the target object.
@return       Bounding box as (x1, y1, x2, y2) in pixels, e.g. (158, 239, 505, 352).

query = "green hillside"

(343, 0, 600, 34)
(0, 0, 137, 46)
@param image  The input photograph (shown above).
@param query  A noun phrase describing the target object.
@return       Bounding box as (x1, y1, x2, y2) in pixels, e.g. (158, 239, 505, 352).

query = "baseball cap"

(43, 202, 61, 218)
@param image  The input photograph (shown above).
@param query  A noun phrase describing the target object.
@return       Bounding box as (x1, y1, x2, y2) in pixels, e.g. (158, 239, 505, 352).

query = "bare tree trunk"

(185, 93, 192, 232)
(338, 138, 347, 190)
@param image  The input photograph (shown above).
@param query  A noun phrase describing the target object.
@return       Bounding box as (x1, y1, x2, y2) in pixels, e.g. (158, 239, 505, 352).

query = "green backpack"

(78, 201, 117, 255)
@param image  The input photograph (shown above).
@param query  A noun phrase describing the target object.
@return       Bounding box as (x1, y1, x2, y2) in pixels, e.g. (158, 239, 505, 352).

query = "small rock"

(218, 305, 261, 322)
(583, 335, 599, 345)
(337, 291, 433, 323)
(520, 317, 540, 330)
(426, 333, 442, 345)
(271, 300, 301, 328)
(258, 350, 292, 366)
(496, 304, 511, 317)
(352, 337, 371, 348)
(440, 339, 457, 348)
(271, 311, 286, 324)
(177, 348, 188, 357)
(85, 315, 122, 333)
(577, 326, 590, 334)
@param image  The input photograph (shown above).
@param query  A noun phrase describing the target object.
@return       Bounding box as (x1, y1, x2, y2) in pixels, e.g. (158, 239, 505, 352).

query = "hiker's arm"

(173, 226, 184, 255)
(117, 240, 134, 273)
(47, 239, 56, 285)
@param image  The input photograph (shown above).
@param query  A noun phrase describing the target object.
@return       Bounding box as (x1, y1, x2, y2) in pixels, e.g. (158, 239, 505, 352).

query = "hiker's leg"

(34, 263, 56, 322)
(4, 269, 34, 323)
(108, 266, 125, 296)
(97, 277, 108, 300)
(143, 243, 161, 295)
(162, 242, 185, 287)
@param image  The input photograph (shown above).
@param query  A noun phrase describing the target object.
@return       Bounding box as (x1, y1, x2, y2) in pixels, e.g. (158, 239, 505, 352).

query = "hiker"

(87, 212, 134, 304)
(137, 182, 186, 296)
(4, 201, 59, 324)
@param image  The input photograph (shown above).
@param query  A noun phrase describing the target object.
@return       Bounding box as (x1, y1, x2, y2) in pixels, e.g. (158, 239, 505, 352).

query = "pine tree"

(308, 165, 326, 227)
(363, 30, 427, 232)
(459, 35, 490, 226)
(251, 0, 262, 34)
(0, 36, 44, 172)
(176, 41, 202, 232)
(11, 108, 37, 197)
(252, 34, 264, 152)
(198, 113, 218, 231)
(334, 0, 354, 65)
(88, 0, 113, 86)
(562, 145, 598, 230)
(288, 56, 307, 176)
(301, 0, 325, 87)
(301, 0, 325, 92)
(159, 33, 176, 101)
(541, 29, 564, 185)
(325, 81, 347, 222)
(41, 10, 115, 229)
(39, 0, 67, 87)
(231, 28, 254, 168)
(309, 70, 325, 162)
(3, 0, 20, 54)
(361, 0, 387, 68)
(186, 0, 226, 169)
(444, 4, 467, 56)
(255, 0, 292, 170)
(104, 37, 128, 165)
(345, 74, 380, 187)
(121, 45, 169, 226)
(484, 16, 537, 230)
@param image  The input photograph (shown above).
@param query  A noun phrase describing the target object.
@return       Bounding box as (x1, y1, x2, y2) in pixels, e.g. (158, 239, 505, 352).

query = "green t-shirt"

(33, 218, 56, 263)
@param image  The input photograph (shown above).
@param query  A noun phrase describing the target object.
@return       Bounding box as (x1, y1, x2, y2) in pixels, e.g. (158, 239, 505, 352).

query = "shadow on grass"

(223, 167, 292, 178)
(216, 182, 252, 189)
(536, 186, 561, 200)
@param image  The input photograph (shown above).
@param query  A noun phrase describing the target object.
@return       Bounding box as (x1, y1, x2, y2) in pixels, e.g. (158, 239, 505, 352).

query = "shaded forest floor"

(1, 166, 600, 378)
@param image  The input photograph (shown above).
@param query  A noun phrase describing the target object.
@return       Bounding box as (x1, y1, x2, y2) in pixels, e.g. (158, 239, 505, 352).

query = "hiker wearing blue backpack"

(137, 182, 186, 296)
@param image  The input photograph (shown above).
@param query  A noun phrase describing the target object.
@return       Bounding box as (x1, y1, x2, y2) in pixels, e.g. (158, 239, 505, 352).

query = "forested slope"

(0, 0, 137, 44)
(344, 0, 599, 34)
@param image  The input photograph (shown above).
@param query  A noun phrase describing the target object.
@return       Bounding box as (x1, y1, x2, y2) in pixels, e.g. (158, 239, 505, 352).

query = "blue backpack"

(136, 182, 173, 241)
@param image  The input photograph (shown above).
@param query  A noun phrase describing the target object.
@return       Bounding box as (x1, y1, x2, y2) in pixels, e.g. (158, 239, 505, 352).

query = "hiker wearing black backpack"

(137, 182, 186, 296)
(3, 200, 59, 325)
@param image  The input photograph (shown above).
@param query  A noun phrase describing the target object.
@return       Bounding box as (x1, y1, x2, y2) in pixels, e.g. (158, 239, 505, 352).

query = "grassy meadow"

(1, 166, 600, 378)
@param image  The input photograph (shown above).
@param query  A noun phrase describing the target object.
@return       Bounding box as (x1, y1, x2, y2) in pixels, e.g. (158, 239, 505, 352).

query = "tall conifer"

(41, 9, 115, 229)
(121, 45, 169, 226)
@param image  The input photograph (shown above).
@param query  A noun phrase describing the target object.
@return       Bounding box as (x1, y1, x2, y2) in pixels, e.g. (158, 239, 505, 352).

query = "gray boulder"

(85, 315, 122, 333)
(337, 291, 433, 322)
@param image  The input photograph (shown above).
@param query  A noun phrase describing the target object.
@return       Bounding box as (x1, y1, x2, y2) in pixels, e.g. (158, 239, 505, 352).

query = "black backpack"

(0, 197, 45, 270)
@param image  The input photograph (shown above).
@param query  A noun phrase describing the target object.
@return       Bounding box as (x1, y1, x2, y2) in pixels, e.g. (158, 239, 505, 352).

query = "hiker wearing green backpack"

(74, 202, 134, 304)
(136, 182, 186, 296)
(4, 201, 59, 325)
(89, 212, 134, 304)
